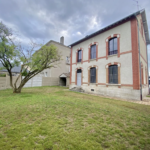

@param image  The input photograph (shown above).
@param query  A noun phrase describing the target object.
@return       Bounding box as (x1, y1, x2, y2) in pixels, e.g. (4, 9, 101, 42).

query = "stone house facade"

(69, 10, 150, 100)
(37, 37, 71, 86)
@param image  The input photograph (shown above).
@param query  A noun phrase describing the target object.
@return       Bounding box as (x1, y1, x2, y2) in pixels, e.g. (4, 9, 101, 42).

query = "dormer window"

(109, 37, 118, 55)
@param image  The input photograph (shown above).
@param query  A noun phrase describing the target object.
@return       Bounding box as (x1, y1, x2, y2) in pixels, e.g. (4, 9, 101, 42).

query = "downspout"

(146, 46, 150, 94)
(135, 15, 142, 100)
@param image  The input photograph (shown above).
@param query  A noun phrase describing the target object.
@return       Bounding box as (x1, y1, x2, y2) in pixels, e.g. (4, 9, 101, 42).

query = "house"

(37, 37, 71, 87)
(69, 9, 150, 100)
(0, 63, 21, 76)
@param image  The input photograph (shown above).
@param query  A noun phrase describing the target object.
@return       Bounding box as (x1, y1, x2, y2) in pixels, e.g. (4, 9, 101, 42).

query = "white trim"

(118, 64, 121, 67)
(60, 74, 67, 78)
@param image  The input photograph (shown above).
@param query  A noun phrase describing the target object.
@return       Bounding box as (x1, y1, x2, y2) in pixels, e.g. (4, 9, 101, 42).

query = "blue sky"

(0, 0, 150, 73)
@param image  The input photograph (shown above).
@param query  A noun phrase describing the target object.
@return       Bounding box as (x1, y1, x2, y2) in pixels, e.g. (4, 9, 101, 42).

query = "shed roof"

(59, 73, 70, 78)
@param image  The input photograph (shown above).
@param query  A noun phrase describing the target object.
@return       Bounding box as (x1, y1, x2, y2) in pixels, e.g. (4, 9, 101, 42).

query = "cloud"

(0, 0, 150, 71)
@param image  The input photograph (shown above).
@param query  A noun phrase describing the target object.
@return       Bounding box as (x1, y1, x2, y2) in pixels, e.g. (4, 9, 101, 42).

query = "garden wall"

(0, 76, 59, 90)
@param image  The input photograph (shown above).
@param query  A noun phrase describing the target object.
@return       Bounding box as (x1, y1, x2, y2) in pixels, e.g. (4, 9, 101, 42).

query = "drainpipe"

(135, 15, 142, 100)
(146, 46, 150, 94)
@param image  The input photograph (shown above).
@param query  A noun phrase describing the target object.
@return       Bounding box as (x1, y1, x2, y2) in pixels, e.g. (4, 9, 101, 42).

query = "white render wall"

(72, 52, 133, 85)
(70, 20, 149, 100)
(72, 21, 132, 63)
(72, 21, 133, 85)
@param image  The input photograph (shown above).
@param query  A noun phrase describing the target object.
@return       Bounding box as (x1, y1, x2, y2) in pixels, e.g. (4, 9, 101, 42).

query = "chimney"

(60, 36, 64, 45)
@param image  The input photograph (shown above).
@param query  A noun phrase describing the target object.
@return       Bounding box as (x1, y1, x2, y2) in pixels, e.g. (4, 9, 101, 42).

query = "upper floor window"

(109, 65, 118, 84)
(90, 67, 96, 83)
(90, 44, 96, 59)
(109, 37, 118, 55)
(77, 50, 82, 62)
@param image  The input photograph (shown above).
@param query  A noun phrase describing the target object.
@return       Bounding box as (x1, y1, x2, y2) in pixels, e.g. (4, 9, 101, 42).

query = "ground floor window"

(90, 67, 96, 83)
(109, 65, 118, 84)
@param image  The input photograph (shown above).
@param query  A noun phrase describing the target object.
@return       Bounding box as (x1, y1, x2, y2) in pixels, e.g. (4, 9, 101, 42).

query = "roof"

(0, 63, 21, 73)
(69, 9, 150, 46)
(59, 73, 70, 78)
(46, 40, 71, 49)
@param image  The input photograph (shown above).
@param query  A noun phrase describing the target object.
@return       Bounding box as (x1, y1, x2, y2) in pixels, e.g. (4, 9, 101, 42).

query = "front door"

(77, 69, 82, 86)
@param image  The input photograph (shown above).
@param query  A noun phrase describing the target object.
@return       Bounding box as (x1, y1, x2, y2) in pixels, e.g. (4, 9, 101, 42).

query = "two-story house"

(69, 10, 150, 100)
(37, 37, 71, 87)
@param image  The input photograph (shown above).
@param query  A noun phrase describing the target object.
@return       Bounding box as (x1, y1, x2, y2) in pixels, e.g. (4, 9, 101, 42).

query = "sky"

(0, 0, 150, 73)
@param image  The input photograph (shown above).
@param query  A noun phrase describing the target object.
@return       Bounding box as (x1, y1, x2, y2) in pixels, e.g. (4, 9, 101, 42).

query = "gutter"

(135, 15, 142, 100)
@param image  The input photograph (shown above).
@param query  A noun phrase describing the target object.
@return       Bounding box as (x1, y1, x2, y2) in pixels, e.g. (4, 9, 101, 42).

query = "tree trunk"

(13, 88, 22, 93)
(13, 80, 27, 94)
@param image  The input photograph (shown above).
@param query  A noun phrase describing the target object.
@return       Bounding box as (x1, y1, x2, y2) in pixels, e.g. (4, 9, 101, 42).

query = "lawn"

(0, 86, 150, 150)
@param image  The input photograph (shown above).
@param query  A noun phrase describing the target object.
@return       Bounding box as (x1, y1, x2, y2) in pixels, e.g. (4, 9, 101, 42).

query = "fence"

(0, 76, 21, 90)
(0, 76, 59, 90)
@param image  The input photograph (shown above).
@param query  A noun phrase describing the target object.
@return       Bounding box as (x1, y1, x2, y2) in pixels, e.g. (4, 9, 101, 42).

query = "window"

(45, 72, 47, 77)
(90, 67, 96, 83)
(77, 50, 82, 62)
(109, 37, 118, 55)
(90, 44, 96, 59)
(109, 65, 118, 84)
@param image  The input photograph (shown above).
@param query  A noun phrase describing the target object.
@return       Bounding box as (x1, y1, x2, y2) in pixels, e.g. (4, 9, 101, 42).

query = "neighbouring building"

(37, 37, 71, 87)
(69, 10, 150, 100)
(0, 63, 21, 76)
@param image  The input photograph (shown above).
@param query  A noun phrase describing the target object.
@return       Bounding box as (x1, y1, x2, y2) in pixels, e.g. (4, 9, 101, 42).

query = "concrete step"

(70, 87, 84, 93)
(143, 96, 150, 102)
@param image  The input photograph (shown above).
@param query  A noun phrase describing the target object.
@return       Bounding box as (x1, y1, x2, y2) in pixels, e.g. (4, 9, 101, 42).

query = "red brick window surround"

(105, 34, 120, 59)
(76, 48, 83, 65)
(87, 65, 98, 86)
(88, 42, 98, 62)
(105, 62, 121, 87)
(75, 67, 83, 85)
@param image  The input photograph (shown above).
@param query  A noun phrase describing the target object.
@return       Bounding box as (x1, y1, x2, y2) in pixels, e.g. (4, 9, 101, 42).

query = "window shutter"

(113, 66, 118, 84)
(90, 68, 92, 83)
(109, 66, 113, 83)
(93, 67, 96, 83)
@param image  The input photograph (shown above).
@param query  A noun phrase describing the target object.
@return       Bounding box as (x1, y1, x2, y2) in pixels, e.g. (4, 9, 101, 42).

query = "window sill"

(90, 58, 96, 61)
(108, 54, 117, 57)
(89, 83, 98, 85)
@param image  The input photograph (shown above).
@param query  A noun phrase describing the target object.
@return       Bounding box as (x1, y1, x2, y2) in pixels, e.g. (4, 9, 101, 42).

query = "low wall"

(0, 76, 21, 90)
(0, 76, 59, 90)
(42, 77, 59, 86)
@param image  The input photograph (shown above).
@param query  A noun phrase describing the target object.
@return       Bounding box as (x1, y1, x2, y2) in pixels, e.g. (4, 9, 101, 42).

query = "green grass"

(0, 86, 150, 150)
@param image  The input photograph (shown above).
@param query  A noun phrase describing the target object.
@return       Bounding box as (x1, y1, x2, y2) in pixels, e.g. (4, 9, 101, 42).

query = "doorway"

(77, 69, 82, 86)
(60, 77, 66, 86)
